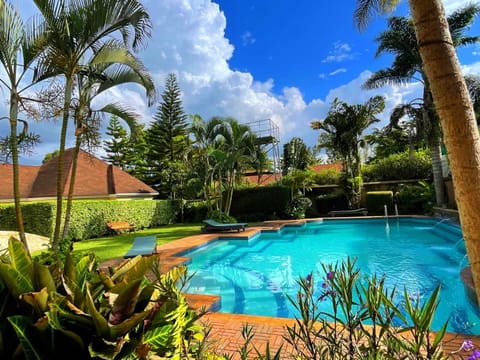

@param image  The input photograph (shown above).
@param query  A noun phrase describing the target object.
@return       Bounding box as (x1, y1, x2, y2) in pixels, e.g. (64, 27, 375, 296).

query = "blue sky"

(4, 0, 480, 164)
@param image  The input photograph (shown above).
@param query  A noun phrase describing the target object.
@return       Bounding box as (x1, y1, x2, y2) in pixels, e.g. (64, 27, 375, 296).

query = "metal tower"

(245, 118, 281, 181)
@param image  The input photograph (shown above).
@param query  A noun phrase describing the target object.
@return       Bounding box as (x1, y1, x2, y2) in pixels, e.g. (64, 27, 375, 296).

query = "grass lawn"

(72, 223, 203, 262)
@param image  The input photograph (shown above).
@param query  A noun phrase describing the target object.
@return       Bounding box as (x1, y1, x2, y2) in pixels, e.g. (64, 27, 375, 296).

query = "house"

(0, 148, 158, 202)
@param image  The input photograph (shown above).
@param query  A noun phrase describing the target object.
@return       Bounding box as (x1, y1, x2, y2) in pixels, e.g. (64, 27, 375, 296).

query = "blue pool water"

(183, 218, 479, 334)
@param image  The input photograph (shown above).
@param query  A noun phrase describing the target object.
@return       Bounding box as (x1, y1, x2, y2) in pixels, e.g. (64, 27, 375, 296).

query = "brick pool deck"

(101, 219, 480, 358)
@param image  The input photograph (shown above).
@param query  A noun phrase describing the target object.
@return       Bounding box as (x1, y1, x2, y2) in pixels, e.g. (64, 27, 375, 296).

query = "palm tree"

(311, 96, 385, 208)
(354, 0, 480, 306)
(0, 0, 49, 251)
(62, 51, 155, 241)
(363, 6, 479, 206)
(33, 0, 152, 250)
(189, 115, 223, 211)
(215, 118, 256, 215)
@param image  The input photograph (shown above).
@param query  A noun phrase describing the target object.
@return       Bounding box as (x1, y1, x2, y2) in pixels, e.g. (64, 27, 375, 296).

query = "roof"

(310, 163, 343, 173)
(0, 148, 157, 201)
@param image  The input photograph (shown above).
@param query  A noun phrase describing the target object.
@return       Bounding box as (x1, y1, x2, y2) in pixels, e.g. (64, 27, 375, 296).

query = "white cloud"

(442, 0, 472, 15)
(12, 0, 424, 165)
(241, 31, 256, 46)
(462, 61, 480, 76)
(322, 42, 354, 63)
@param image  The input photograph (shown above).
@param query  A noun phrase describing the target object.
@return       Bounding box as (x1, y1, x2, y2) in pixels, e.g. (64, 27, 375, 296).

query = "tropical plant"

(33, 0, 152, 252)
(147, 73, 189, 197)
(0, 0, 49, 250)
(282, 137, 314, 175)
(61, 49, 155, 242)
(0, 237, 204, 359)
(215, 118, 256, 215)
(363, 5, 479, 206)
(311, 96, 385, 208)
(353, 0, 480, 311)
(189, 114, 224, 211)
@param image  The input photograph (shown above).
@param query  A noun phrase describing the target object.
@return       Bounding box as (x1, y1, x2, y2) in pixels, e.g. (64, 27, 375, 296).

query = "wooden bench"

(106, 221, 136, 234)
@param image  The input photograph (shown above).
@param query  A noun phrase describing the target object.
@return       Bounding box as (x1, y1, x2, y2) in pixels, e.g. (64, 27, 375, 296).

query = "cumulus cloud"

(12, 0, 425, 165)
(322, 42, 355, 63)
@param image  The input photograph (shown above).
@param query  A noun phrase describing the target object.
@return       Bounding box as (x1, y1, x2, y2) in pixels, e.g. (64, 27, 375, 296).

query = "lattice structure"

(245, 119, 281, 181)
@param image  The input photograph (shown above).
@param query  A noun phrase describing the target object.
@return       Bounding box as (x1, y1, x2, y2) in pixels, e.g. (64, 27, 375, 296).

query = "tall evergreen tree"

(102, 115, 131, 170)
(147, 73, 189, 196)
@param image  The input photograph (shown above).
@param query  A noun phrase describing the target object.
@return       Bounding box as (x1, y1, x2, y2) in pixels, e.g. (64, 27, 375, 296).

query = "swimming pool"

(183, 217, 479, 334)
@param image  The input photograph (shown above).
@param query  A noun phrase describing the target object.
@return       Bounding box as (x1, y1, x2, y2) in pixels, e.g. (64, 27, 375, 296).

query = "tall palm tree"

(0, 0, 48, 251)
(363, 6, 479, 206)
(216, 118, 256, 215)
(311, 96, 385, 208)
(354, 0, 480, 306)
(62, 49, 155, 241)
(189, 115, 223, 211)
(33, 0, 152, 250)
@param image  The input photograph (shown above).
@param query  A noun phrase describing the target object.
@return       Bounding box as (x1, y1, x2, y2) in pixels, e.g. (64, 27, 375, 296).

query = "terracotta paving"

(100, 219, 480, 359)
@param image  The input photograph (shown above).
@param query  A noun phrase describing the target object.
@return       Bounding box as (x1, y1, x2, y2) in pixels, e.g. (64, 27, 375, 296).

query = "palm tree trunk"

(410, 0, 480, 304)
(52, 77, 74, 251)
(61, 132, 81, 241)
(9, 91, 28, 252)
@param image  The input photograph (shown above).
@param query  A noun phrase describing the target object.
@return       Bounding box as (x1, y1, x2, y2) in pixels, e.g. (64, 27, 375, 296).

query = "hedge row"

(0, 200, 179, 241)
(230, 186, 290, 222)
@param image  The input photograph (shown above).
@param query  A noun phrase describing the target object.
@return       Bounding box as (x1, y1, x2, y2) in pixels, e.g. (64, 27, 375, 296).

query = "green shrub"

(230, 185, 290, 222)
(315, 191, 348, 215)
(182, 201, 209, 223)
(206, 210, 237, 223)
(0, 202, 54, 238)
(396, 181, 435, 214)
(363, 149, 432, 181)
(367, 191, 393, 214)
(312, 168, 341, 185)
(288, 195, 312, 219)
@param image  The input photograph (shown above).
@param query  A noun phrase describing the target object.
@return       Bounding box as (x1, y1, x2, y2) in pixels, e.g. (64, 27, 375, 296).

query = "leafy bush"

(0, 202, 55, 237)
(182, 201, 209, 223)
(367, 191, 394, 214)
(230, 185, 290, 222)
(0, 237, 204, 359)
(363, 149, 432, 181)
(206, 210, 237, 223)
(288, 195, 312, 219)
(396, 181, 435, 214)
(281, 258, 448, 359)
(312, 168, 342, 185)
(315, 191, 348, 215)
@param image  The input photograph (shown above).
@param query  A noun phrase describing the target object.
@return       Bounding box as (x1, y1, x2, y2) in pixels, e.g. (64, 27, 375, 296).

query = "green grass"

(72, 223, 203, 262)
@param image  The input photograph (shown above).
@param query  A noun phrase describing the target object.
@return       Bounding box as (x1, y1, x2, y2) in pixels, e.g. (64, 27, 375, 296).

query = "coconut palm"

(363, 5, 480, 206)
(0, 0, 49, 250)
(354, 0, 480, 307)
(33, 0, 152, 250)
(311, 96, 385, 208)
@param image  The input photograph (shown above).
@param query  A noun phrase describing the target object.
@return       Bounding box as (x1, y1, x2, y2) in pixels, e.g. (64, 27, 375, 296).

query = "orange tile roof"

(0, 148, 157, 201)
(309, 162, 343, 173)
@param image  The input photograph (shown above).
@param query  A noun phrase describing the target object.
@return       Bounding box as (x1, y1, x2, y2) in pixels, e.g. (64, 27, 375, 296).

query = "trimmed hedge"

(0, 200, 179, 241)
(230, 186, 290, 222)
(363, 149, 432, 181)
(366, 191, 394, 214)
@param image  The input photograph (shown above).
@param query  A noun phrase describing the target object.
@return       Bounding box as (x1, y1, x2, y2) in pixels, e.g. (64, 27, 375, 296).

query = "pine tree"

(102, 115, 131, 170)
(146, 73, 189, 196)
